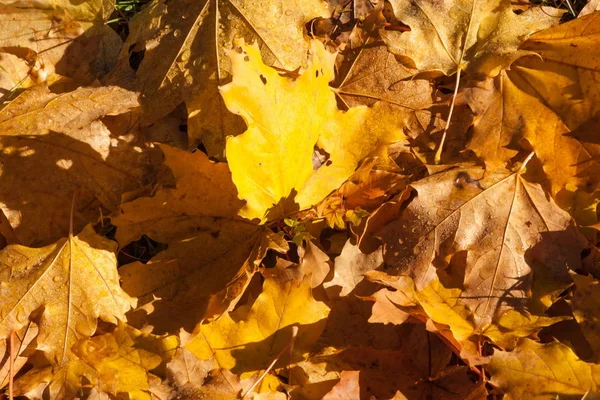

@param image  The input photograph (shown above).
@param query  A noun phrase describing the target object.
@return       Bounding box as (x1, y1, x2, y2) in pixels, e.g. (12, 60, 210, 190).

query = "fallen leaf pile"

(1, 0, 600, 398)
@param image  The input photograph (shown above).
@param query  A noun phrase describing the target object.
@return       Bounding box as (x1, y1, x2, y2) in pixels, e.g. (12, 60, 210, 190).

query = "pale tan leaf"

(382, 0, 562, 76)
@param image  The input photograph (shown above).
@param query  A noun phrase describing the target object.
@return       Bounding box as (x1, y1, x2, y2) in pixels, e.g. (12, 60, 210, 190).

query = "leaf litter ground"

(0, 0, 599, 399)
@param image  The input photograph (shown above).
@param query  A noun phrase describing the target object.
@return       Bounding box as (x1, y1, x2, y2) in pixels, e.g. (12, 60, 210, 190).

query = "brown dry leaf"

(322, 370, 360, 400)
(164, 330, 244, 399)
(488, 339, 600, 399)
(14, 323, 176, 400)
(364, 272, 416, 325)
(469, 14, 600, 193)
(113, 144, 285, 332)
(0, 225, 136, 365)
(569, 271, 600, 361)
(0, 85, 154, 246)
(0, 85, 138, 136)
(306, 325, 484, 400)
(334, 38, 440, 139)
(334, 160, 406, 211)
(298, 240, 332, 288)
(370, 164, 583, 327)
(324, 239, 383, 297)
(186, 275, 330, 378)
(111, 0, 330, 158)
(381, 0, 562, 77)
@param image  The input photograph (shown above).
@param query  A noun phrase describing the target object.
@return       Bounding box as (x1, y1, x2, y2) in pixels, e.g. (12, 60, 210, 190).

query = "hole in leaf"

(312, 146, 330, 170)
(260, 74, 267, 85)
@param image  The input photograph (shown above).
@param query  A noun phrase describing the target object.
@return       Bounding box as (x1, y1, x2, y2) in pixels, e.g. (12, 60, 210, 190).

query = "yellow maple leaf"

(14, 323, 177, 400)
(223, 40, 406, 221)
(186, 276, 330, 377)
(0, 225, 136, 364)
(488, 339, 600, 399)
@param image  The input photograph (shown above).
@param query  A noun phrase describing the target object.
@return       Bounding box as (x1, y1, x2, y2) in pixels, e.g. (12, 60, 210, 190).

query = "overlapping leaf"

(113, 144, 285, 332)
(186, 275, 330, 376)
(0, 85, 154, 246)
(111, 0, 330, 157)
(367, 164, 583, 327)
(0, 0, 121, 94)
(381, 0, 562, 77)
(224, 40, 406, 221)
(488, 339, 600, 399)
(14, 323, 176, 400)
(468, 13, 600, 193)
(0, 225, 136, 365)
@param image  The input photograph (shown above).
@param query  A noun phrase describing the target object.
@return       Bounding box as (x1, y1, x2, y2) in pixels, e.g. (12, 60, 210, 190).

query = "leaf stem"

(435, 68, 462, 164)
(241, 326, 298, 398)
(518, 151, 535, 174)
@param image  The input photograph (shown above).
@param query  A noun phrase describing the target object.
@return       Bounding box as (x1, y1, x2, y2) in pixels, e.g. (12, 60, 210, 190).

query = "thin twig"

(435, 68, 462, 164)
(241, 326, 299, 398)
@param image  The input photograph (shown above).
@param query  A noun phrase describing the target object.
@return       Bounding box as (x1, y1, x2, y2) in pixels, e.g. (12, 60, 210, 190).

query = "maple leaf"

(0, 225, 136, 365)
(366, 163, 584, 327)
(0, 85, 155, 246)
(488, 339, 600, 399)
(304, 325, 486, 399)
(110, 0, 329, 158)
(333, 38, 441, 139)
(367, 271, 569, 349)
(14, 323, 177, 400)
(0, 85, 138, 136)
(324, 239, 383, 297)
(165, 332, 243, 399)
(224, 40, 406, 221)
(113, 144, 287, 332)
(468, 13, 600, 194)
(0, 1, 121, 91)
(186, 275, 330, 377)
(382, 0, 563, 77)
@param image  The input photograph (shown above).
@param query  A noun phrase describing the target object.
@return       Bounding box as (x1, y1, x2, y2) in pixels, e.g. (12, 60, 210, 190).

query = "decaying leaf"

(111, 0, 330, 157)
(369, 163, 583, 327)
(0, 225, 136, 364)
(381, 0, 562, 77)
(225, 40, 406, 221)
